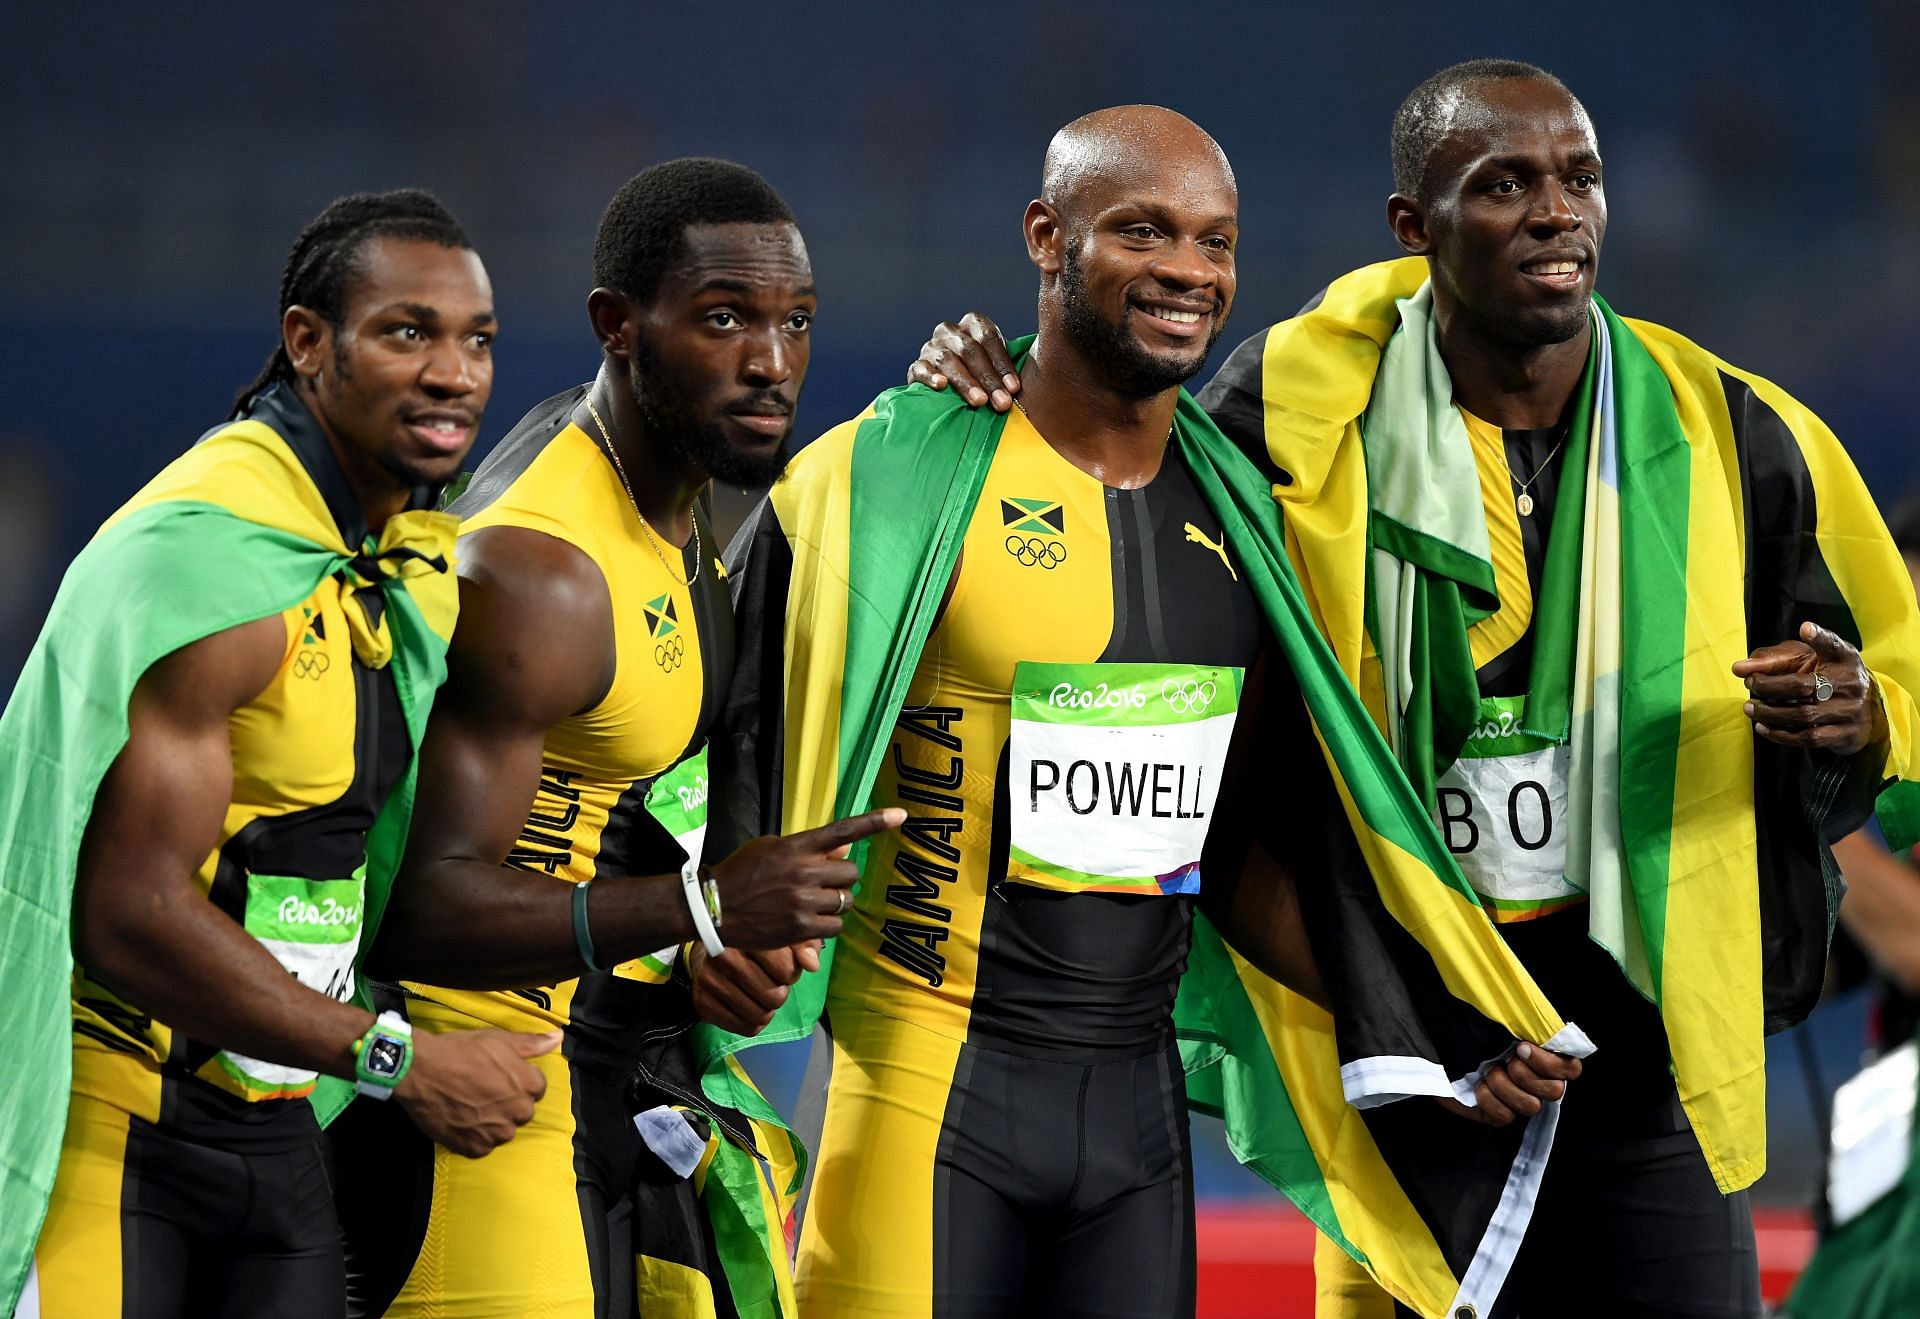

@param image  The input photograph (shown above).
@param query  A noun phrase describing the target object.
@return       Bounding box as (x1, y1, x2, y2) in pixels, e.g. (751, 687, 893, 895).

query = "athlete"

(912, 61, 1920, 1319)
(0, 191, 555, 1319)
(715, 107, 1587, 1319)
(332, 159, 896, 1319)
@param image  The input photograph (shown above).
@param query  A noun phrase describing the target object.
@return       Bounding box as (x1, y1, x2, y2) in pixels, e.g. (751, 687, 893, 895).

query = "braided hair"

(229, 189, 472, 418)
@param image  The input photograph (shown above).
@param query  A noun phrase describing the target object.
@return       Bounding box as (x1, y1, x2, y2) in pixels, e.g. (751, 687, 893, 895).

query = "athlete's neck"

(298, 381, 410, 534)
(1431, 300, 1589, 431)
(1015, 332, 1177, 490)
(585, 367, 704, 545)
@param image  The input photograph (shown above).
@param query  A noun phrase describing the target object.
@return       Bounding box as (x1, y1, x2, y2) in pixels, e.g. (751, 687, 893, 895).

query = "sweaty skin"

(73, 237, 553, 1160)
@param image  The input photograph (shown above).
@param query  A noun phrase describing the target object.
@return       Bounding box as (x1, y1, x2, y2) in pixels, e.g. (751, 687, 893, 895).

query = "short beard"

(630, 334, 791, 489)
(1058, 246, 1224, 399)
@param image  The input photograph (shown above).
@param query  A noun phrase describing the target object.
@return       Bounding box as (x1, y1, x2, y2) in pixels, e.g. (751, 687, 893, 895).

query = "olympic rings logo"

(1160, 677, 1217, 716)
(1005, 534, 1066, 569)
(293, 650, 331, 680)
(655, 635, 686, 673)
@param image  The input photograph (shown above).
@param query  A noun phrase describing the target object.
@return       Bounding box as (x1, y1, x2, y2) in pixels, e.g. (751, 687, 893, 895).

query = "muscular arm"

(370, 526, 696, 986)
(73, 615, 376, 1078)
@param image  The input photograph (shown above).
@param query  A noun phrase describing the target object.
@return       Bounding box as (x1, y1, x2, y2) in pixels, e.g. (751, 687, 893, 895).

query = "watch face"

(366, 1036, 406, 1078)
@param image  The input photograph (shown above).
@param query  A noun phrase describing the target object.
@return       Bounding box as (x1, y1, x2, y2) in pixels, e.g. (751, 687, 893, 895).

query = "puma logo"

(1183, 523, 1237, 581)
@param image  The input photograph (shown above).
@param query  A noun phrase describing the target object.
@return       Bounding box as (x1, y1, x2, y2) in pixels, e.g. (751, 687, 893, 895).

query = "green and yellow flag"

(0, 386, 458, 1313)
(708, 345, 1595, 1318)
(1196, 258, 1920, 1195)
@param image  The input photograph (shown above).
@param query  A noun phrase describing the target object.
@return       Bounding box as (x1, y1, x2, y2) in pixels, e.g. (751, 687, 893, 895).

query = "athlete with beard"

(913, 61, 1920, 1318)
(331, 160, 898, 1319)
(712, 108, 1583, 1319)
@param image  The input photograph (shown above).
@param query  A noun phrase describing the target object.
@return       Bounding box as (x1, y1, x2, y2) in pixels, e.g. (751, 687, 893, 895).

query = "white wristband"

(682, 861, 724, 958)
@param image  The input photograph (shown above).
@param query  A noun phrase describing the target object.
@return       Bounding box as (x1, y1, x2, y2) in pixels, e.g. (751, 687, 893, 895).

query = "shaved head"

(1041, 105, 1235, 225)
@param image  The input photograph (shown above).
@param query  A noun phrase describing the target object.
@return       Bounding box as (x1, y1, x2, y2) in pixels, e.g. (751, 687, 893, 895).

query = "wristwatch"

(354, 1010, 414, 1100)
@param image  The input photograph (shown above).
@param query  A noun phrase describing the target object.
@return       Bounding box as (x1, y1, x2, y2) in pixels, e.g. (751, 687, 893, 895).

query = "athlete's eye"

(387, 323, 424, 341)
(1122, 224, 1160, 242)
(468, 331, 494, 352)
(1488, 178, 1522, 196)
(785, 311, 812, 333)
(707, 310, 740, 330)
(1201, 235, 1233, 252)
(1569, 172, 1600, 192)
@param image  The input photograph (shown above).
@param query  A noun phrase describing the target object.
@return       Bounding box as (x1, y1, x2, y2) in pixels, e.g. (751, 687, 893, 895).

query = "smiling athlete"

(916, 60, 1920, 1318)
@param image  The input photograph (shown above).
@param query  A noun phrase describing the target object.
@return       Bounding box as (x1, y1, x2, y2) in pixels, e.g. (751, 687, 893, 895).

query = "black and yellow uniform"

(30, 388, 420, 1319)
(332, 386, 734, 1319)
(799, 407, 1260, 1318)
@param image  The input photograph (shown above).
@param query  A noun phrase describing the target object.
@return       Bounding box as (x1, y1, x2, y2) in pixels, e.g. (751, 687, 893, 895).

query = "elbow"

(71, 894, 158, 996)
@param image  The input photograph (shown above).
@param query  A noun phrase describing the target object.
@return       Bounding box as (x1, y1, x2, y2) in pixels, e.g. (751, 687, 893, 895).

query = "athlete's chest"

(934, 429, 1261, 693)
(545, 518, 734, 783)
(228, 576, 388, 813)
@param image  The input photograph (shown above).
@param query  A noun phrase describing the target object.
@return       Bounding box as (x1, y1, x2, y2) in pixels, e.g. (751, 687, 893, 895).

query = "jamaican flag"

(706, 343, 1598, 1319)
(0, 385, 458, 1314)
(1196, 257, 1920, 1198)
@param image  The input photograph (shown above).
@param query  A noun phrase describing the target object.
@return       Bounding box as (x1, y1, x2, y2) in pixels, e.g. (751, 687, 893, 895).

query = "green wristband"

(573, 880, 605, 973)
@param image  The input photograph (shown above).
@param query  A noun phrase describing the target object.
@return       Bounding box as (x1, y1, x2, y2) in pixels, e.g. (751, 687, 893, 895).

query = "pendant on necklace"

(1516, 492, 1535, 517)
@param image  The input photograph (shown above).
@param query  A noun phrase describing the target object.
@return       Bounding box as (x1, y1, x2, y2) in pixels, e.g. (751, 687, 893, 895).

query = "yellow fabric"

(405, 421, 713, 1031)
(1458, 409, 1534, 671)
(637, 1256, 722, 1319)
(381, 1047, 594, 1319)
(1253, 259, 1920, 1217)
(1315, 1231, 1396, 1319)
(768, 412, 869, 837)
(823, 406, 1116, 1039)
(28, 1089, 130, 1319)
(1236, 950, 1460, 1315)
(797, 1008, 964, 1319)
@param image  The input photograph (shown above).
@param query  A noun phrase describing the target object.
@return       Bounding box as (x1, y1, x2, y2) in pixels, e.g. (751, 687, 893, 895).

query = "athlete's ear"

(1025, 199, 1065, 277)
(1386, 193, 1435, 257)
(586, 288, 638, 359)
(282, 305, 331, 381)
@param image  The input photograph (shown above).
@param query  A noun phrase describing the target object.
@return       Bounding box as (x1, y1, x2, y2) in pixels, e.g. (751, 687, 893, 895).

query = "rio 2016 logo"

(1047, 680, 1148, 712)
(1005, 534, 1066, 569)
(1159, 678, 1217, 716)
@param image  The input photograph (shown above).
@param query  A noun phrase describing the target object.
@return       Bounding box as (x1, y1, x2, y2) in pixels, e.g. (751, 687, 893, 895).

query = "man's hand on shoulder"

(907, 312, 1020, 412)
(1733, 620, 1887, 757)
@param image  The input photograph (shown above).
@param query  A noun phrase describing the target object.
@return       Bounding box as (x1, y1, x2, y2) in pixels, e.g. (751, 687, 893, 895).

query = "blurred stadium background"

(7, 1, 1916, 1309)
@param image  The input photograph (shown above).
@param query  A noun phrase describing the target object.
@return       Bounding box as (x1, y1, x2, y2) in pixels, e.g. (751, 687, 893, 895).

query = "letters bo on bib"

(1008, 661, 1240, 895)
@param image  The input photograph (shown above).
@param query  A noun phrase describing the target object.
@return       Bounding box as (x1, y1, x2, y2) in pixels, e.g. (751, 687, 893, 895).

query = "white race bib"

(1006, 662, 1241, 896)
(216, 869, 366, 1095)
(1434, 695, 1582, 918)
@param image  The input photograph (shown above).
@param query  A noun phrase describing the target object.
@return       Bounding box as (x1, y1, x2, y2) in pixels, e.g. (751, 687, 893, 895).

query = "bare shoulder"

(137, 613, 290, 724)
(446, 524, 615, 723)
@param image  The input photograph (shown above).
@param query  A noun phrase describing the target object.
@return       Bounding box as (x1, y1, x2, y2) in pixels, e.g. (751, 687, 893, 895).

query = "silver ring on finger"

(837, 889, 852, 916)
(1813, 669, 1834, 702)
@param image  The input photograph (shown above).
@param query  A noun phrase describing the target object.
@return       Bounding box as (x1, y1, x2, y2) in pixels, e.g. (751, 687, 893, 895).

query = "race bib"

(216, 869, 366, 1095)
(617, 744, 711, 982)
(1434, 695, 1582, 919)
(1006, 662, 1241, 896)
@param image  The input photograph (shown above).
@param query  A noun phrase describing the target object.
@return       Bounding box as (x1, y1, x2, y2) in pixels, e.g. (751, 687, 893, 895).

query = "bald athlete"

(717, 106, 1577, 1319)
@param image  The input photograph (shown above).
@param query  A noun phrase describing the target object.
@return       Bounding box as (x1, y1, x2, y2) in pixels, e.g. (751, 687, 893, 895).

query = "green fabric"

(1788, 1048, 1920, 1318)
(705, 336, 1545, 1242)
(1878, 781, 1920, 853)
(0, 494, 446, 1313)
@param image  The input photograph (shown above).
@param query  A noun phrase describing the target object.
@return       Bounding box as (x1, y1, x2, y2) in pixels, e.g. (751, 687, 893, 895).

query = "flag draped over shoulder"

(710, 345, 1596, 1318)
(0, 387, 458, 1314)
(1196, 257, 1920, 1195)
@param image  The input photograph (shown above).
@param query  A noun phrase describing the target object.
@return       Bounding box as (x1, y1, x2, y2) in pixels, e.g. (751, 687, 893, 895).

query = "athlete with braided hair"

(3, 190, 553, 1319)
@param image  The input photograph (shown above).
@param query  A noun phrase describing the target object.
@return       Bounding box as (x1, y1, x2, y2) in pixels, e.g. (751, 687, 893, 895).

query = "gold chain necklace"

(1503, 427, 1571, 518)
(584, 397, 700, 587)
